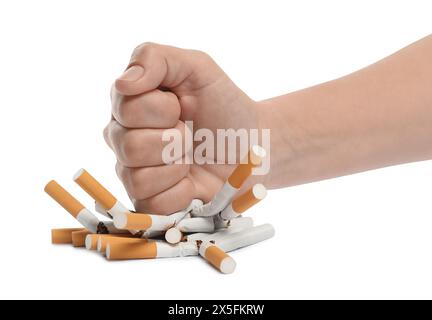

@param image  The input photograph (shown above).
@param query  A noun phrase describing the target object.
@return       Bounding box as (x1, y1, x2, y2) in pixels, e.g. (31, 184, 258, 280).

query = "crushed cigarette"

(46, 145, 274, 274)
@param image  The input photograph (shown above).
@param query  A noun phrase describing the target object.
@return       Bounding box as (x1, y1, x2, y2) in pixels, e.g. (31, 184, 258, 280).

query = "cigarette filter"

(51, 228, 85, 244)
(176, 217, 215, 233)
(45, 180, 100, 233)
(220, 184, 267, 220)
(71, 230, 92, 247)
(106, 241, 198, 260)
(85, 234, 128, 250)
(98, 235, 147, 254)
(165, 227, 183, 244)
(199, 242, 236, 274)
(192, 145, 266, 217)
(114, 212, 176, 231)
(73, 169, 130, 218)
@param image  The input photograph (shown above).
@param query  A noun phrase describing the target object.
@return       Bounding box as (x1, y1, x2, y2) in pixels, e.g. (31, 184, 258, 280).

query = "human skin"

(104, 35, 432, 214)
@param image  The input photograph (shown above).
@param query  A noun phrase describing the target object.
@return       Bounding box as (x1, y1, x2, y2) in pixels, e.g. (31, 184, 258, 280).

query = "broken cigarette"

(106, 240, 198, 260)
(51, 228, 85, 244)
(45, 180, 101, 233)
(220, 184, 267, 220)
(192, 145, 266, 217)
(198, 241, 236, 274)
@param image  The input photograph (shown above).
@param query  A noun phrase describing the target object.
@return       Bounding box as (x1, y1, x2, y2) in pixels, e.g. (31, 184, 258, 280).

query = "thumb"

(115, 42, 220, 96)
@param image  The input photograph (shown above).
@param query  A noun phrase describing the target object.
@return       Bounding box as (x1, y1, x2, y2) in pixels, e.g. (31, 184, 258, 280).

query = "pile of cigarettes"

(45, 145, 275, 274)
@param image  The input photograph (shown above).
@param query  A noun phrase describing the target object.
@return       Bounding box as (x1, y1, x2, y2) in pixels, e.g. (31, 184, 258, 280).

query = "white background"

(0, 0, 431, 299)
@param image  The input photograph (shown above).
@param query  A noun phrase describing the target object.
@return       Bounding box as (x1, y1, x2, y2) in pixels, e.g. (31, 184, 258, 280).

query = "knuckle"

(190, 49, 212, 63)
(131, 42, 159, 60)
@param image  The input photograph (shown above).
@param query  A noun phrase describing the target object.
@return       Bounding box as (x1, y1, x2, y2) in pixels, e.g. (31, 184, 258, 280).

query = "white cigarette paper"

(176, 217, 215, 233)
(95, 201, 113, 219)
(217, 224, 275, 252)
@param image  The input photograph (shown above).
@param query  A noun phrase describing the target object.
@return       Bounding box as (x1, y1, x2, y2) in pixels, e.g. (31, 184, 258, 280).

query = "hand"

(104, 43, 259, 214)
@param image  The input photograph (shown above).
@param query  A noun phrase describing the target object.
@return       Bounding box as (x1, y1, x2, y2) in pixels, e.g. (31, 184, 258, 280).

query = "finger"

(115, 42, 221, 96)
(106, 120, 189, 167)
(111, 88, 180, 129)
(133, 177, 195, 215)
(115, 161, 190, 200)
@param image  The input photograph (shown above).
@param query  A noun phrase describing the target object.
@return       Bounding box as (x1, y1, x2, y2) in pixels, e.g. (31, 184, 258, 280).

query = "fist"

(104, 43, 258, 214)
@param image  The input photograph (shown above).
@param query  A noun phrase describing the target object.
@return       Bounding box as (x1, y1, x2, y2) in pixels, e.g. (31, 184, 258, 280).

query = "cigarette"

(51, 228, 85, 244)
(71, 229, 92, 247)
(220, 184, 267, 220)
(45, 180, 101, 233)
(85, 234, 124, 250)
(192, 145, 266, 217)
(97, 235, 146, 254)
(165, 227, 183, 244)
(113, 212, 175, 231)
(73, 168, 129, 217)
(217, 224, 275, 252)
(73, 169, 140, 235)
(198, 242, 236, 274)
(176, 217, 215, 233)
(106, 241, 198, 260)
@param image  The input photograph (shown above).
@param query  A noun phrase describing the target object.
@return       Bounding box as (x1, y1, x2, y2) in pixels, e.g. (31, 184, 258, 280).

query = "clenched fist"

(104, 43, 260, 214)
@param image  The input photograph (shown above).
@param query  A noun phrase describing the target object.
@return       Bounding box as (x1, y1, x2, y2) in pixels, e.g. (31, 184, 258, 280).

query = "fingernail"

(118, 65, 144, 82)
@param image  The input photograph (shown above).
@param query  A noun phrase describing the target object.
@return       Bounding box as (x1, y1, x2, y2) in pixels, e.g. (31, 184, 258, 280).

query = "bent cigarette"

(192, 145, 266, 217)
(220, 184, 267, 220)
(176, 217, 215, 233)
(45, 180, 101, 233)
(98, 235, 146, 254)
(199, 242, 236, 274)
(51, 228, 85, 244)
(106, 241, 198, 260)
(71, 230, 92, 247)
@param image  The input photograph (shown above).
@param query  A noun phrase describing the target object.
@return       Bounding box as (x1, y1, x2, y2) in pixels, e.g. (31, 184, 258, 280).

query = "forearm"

(258, 35, 432, 189)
